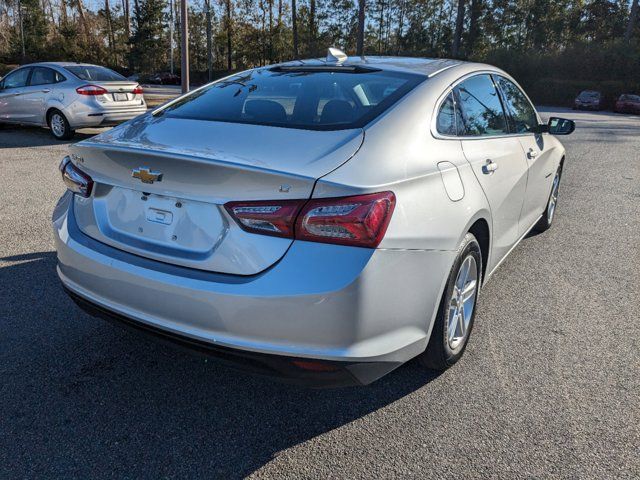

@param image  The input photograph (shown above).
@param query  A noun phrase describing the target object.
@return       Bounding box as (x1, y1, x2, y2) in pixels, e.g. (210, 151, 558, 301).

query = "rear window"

(159, 67, 425, 130)
(64, 65, 125, 82)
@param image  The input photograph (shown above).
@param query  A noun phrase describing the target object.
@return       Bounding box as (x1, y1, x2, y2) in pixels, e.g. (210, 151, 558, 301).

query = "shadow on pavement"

(0, 125, 98, 148)
(0, 251, 437, 478)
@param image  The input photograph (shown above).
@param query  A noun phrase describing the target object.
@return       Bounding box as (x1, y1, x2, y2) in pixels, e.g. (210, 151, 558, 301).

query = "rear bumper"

(53, 192, 454, 385)
(64, 103, 147, 128)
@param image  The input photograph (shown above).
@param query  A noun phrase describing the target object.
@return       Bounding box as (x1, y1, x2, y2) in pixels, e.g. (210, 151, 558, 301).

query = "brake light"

(59, 156, 93, 197)
(224, 191, 395, 248)
(224, 200, 305, 238)
(132, 85, 143, 95)
(76, 85, 108, 96)
(296, 192, 395, 247)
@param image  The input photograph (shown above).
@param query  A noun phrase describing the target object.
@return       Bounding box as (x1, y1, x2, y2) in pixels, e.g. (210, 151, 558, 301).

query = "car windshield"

(64, 65, 125, 81)
(578, 91, 600, 100)
(159, 67, 425, 130)
(620, 94, 640, 102)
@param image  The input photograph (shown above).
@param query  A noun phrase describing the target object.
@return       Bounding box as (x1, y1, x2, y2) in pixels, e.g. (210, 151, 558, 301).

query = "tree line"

(0, 0, 639, 102)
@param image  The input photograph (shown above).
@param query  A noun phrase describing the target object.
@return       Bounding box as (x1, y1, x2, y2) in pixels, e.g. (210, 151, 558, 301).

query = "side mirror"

(547, 117, 575, 135)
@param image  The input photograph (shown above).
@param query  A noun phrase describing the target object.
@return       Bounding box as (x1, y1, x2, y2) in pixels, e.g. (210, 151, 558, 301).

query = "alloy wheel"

(447, 255, 478, 350)
(547, 171, 560, 223)
(50, 113, 66, 138)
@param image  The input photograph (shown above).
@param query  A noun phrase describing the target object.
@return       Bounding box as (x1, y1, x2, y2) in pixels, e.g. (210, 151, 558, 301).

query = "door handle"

(527, 148, 539, 159)
(482, 159, 498, 175)
(41, 88, 51, 93)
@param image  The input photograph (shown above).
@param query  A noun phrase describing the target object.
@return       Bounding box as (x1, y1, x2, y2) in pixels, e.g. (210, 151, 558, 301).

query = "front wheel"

(533, 165, 562, 233)
(420, 233, 482, 371)
(48, 110, 74, 140)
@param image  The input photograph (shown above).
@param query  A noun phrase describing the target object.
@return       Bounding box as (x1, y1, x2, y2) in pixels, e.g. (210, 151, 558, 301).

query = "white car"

(0, 62, 146, 139)
(53, 51, 575, 386)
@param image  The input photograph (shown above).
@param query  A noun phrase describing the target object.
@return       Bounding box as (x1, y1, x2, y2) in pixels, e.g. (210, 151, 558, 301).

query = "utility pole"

(169, 0, 174, 74)
(180, 0, 189, 93)
(18, 0, 25, 61)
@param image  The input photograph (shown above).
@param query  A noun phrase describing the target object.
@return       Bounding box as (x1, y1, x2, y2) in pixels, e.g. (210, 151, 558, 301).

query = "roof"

(277, 56, 464, 77)
(23, 62, 101, 68)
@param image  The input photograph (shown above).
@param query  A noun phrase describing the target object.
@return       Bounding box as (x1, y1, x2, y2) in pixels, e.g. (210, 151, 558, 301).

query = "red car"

(614, 94, 640, 114)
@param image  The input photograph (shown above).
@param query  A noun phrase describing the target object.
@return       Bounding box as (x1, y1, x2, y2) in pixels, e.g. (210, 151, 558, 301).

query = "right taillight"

(59, 156, 93, 197)
(224, 191, 395, 248)
(296, 192, 395, 248)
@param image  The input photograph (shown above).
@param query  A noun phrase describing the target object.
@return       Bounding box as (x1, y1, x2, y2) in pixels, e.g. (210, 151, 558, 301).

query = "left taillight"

(59, 156, 93, 198)
(76, 84, 108, 96)
(224, 191, 395, 248)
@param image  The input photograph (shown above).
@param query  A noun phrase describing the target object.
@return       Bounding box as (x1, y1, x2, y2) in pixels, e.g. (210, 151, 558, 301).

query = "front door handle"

(41, 88, 51, 93)
(482, 159, 498, 175)
(527, 148, 539, 159)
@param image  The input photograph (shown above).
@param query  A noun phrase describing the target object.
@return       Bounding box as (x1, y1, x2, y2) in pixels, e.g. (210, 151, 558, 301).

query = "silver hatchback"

(0, 62, 146, 139)
(53, 53, 575, 386)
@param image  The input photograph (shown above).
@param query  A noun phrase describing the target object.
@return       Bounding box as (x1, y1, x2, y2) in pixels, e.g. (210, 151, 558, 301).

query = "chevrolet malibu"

(0, 62, 146, 139)
(53, 52, 575, 386)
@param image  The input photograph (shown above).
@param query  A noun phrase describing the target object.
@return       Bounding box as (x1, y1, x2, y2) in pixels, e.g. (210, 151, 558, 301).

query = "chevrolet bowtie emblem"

(132, 167, 163, 184)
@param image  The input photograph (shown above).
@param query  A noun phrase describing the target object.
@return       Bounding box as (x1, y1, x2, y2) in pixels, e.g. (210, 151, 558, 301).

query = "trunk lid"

(70, 115, 364, 275)
(94, 81, 144, 108)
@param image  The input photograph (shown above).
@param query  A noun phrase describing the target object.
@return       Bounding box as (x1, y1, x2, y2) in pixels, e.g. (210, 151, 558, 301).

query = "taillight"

(132, 85, 143, 95)
(76, 85, 108, 96)
(59, 156, 93, 197)
(224, 191, 395, 248)
(224, 200, 305, 238)
(296, 192, 395, 247)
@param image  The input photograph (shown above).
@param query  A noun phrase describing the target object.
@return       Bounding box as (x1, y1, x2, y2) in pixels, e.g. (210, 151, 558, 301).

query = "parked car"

(573, 90, 604, 110)
(149, 72, 181, 85)
(613, 93, 640, 114)
(53, 50, 574, 386)
(0, 62, 147, 139)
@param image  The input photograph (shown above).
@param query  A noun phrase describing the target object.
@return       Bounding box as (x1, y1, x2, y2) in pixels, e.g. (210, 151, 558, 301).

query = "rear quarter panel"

(314, 66, 491, 253)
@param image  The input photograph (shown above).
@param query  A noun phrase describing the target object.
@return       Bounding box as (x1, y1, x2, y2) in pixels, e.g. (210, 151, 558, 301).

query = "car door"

(494, 75, 556, 235)
(454, 74, 529, 271)
(25, 67, 60, 124)
(0, 67, 32, 122)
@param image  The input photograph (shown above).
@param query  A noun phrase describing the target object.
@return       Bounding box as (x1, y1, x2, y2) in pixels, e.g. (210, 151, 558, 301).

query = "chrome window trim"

(430, 69, 544, 141)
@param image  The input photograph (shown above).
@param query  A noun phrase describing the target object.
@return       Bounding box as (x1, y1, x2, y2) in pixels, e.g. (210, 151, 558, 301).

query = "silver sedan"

(0, 62, 146, 139)
(53, 51, 574, 386)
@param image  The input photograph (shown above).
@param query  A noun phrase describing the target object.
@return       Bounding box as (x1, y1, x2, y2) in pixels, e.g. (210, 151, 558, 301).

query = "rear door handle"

(482, 159, 498, 175)
(41, 88, 51, 93)
(527, 148, 539, 159)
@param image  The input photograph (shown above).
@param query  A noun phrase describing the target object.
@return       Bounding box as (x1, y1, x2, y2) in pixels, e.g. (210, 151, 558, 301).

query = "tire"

(533, 165, 562, 233)
(48, 110, 74, 140)
(420, 233, 482, 371)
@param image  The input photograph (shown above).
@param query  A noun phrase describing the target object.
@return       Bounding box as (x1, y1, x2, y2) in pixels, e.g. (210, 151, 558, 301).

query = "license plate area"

(95, 188, 224, 256)
(113, 92, 129, 101)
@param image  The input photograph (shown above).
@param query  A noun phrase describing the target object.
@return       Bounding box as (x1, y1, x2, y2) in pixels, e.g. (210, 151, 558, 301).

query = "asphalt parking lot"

(1, 108, 638, 478)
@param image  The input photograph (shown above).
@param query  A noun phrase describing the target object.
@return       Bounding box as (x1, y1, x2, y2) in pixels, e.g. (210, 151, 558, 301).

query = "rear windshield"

(159, 67, 425, 130)
(64, 65, 125, 82)
(620, 94, 640, 102)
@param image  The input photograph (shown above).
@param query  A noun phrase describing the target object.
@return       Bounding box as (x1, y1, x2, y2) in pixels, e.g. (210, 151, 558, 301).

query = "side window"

(494, 76, 538, 134)
(436, 92, 458, 136)
(454, 74, 508, 136)
(3, 68, 31, 89)
(30, 67, 57, 86)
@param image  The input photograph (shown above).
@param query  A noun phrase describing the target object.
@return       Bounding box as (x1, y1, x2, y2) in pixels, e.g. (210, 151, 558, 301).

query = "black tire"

(533, 164, 562, 233)
(47, 110, 75, 140)
(420, 233, 482, 371)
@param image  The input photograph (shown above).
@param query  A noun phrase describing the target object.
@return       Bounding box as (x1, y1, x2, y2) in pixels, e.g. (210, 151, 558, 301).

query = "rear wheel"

(420, 233, 482, 371)
(48, 110, 74, 140)
(533, 165, 562, 233)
